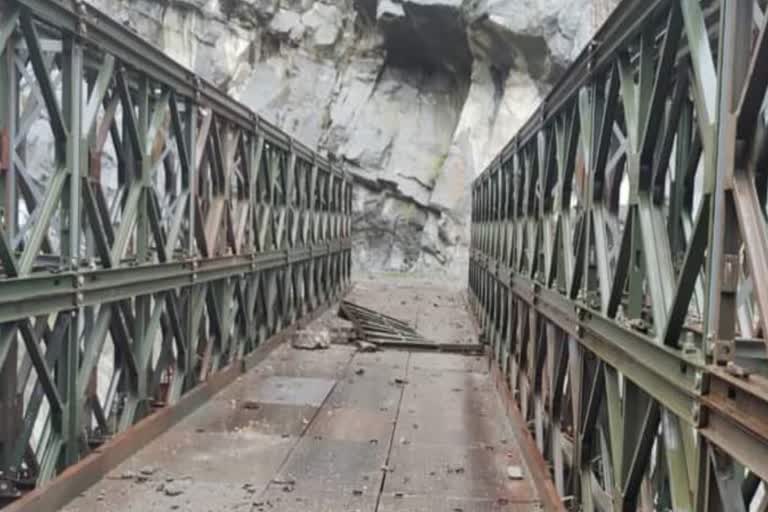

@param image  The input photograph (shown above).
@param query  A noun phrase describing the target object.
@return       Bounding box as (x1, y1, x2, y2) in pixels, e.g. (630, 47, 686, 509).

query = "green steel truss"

(0, 0, 351, 494)
(470, 0, 768, 510)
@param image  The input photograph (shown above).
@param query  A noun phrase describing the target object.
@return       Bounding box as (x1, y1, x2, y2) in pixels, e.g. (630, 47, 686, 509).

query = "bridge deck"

(62, 280, 542, 512)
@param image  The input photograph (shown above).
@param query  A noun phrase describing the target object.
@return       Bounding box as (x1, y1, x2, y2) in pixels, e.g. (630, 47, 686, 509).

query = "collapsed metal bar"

(470, 0, 768, 510)
(0, 0, 352, 501)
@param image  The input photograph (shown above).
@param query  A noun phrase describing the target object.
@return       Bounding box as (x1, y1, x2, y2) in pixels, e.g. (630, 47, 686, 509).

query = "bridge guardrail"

(0, 0, 352, 495)
(470, 1, 768, 510)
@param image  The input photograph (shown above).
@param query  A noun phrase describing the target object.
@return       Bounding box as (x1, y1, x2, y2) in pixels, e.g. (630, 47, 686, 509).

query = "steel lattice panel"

(0, 0, 352, 498)
(469, 0, 768, 510)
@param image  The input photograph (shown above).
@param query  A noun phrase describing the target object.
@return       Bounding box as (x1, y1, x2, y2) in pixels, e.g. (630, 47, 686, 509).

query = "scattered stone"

(399, 437, 410, 445)
(352, 489, 363, 496)
(369, 439, 378, 445)
(506, 465, 524, 480)
(381, 465, 394, 472)
(139, 466, 158, 477)
(394, 378, 408, 385)
(272, 477, 296, 486)
(355, 368, 365, 375)
(242, 401, 261, 410)
(451, 388, 462, 392)
(195, 427, 206, 433)
(163, 481, 187, 497)
(394, 492, 404, 498)
(447, 465, 465, 474)
(356, 341, 378, 353)
(115, 470, 136, 481)
(292, 330, 330, 350)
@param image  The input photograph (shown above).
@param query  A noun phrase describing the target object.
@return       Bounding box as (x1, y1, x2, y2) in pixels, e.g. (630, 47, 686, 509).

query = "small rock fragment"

(356, 341, 378, 353)
(506, 465, 524, 480)
(163, 481, 186, 497)
(394, 378, 408, 385)
(242, 401, 261, 410)
(355, 368, 365, 375)
(139, 466, 157, 476)
(292, 330, 330, 350)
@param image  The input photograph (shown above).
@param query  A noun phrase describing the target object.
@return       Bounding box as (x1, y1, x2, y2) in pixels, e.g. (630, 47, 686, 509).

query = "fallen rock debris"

(507, 465, 524, 480)
(356, 341, 378, 353)
(291, 330, 330, 350)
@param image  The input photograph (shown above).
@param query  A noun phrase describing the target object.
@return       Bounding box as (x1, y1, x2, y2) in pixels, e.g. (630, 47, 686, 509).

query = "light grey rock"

(301, 3, 343, 48)
(28, 0, 609, 277)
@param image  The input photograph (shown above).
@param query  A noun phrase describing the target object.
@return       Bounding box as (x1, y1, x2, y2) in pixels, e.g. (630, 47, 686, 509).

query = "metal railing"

(0, 0, 352, 497)
(470, 0, 768, 510)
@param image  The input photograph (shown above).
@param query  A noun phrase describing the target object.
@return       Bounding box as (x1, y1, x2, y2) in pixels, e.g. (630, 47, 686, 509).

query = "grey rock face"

(83, 0, 599, 276)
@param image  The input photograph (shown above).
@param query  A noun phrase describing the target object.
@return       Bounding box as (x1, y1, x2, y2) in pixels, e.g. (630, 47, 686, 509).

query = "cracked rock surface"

(81, 0, 615, 276)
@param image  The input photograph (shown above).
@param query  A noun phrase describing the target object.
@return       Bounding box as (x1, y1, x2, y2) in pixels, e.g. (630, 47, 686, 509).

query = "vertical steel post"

(60, 33, 83, 466)
(0, 1, 19, 475)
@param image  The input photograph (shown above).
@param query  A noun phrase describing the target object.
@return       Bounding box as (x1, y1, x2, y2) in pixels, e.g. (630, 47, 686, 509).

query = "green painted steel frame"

(0, 0, 352, 497)
(470, 0, 768, 510)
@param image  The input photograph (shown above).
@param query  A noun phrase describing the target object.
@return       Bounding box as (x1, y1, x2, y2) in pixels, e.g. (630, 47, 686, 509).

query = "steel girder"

(0, 0, 352, 498)
(469, 0, 768, 510)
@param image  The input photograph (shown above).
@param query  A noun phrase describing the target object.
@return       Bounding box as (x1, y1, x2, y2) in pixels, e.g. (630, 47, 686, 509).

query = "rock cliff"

(86, 0, 601, 276)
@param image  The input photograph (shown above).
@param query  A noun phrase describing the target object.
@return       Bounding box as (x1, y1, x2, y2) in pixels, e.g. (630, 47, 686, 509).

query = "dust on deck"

(63, 278, 541, 512)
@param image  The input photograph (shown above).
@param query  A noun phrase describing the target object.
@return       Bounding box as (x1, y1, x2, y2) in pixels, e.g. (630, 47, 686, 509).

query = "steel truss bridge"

(470, 0, 768, 510)
(0, 0, 352, 501)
